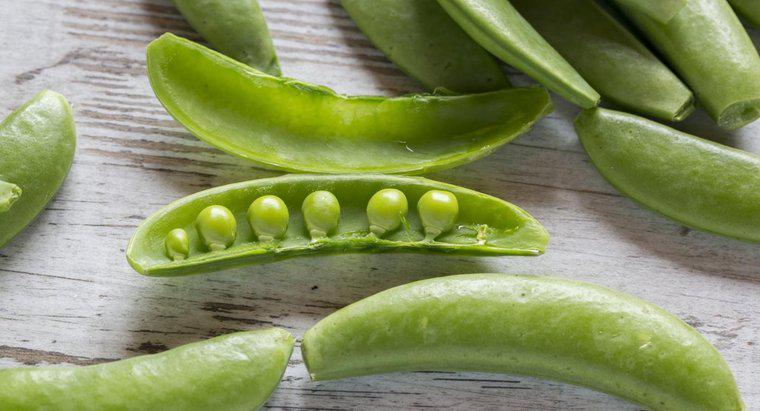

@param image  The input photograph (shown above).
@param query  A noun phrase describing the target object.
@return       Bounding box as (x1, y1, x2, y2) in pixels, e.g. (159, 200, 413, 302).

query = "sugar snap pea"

(436, 0, 600, 108)
(126, 175, 549, 277)
(729, 0, 760, 27)
(575, 108, 760, 243)
(617, 0, 760, 130)
(302, 274, 743, 411)
(172, 0, 280, 75)
(511, 0, 694, 122)
(0, 91, 76, 248)
(147, 34, 552, 174)
(611, 0, 686, 23)
(0, 328, 294, 411)
(340, 0, 509, 93)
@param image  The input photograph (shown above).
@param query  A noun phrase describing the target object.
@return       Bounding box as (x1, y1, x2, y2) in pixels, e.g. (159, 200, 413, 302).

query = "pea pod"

(126, 175, 549, 277)
(0, 328, 294, 411)
(436, 0, 600, 108)
(147, 34, 552, 174)
(611, 0, 685, 23)
(0, 91, 76, 248)
(510, 0, 694, 122)
(172, 0, 280, 75)
(617, 0, 760, 130)
(302, 274, 743, 411)
(340, 0, 509, 93)
(729, 0, 760, 27)
(575, 108, 760, 243)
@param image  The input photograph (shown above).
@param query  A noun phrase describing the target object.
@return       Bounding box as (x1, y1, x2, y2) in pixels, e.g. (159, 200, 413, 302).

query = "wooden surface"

(1, 0, 758, 409)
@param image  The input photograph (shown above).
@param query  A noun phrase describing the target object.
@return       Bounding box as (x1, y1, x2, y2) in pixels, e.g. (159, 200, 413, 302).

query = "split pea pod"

(575, 108, 760, 243)
(302, 274, 743, 411)
(147, 33, 552, 174)
(340, 0, 509, 93)
(126, 175, 549, 277)
(172, 0, 280, 75)
(616, 0, 760, 130)
(729, 0, 760, 27)
(0, 328, 294, 411)
(511, 0, 694, 122)
(611, 0, 686, 23)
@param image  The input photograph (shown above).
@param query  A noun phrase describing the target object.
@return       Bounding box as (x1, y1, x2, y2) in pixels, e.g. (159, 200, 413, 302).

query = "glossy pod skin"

(575, 108, 760, 243)
(172, 0, 280, 75)
(617, 0, 760, 130)
(611, 0, 685, 23)
(0, 91, 76, 248)
(340, 0, 509, 93)
(436, 0, 599, 108)
(126, 175, 549, 277)
(147, 34, 552, 174)
(729, 0, 760, 27)
(302, 274, 743, 411)
(0, 328, 294, 411)
(511, 0, 694, 122)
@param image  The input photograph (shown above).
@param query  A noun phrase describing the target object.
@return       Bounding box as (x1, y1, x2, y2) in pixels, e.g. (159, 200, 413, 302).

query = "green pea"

(247, 195, 289, 242)
(418, 190, 459, 240)
(302, 191, 340, 241)
(164, 228, 190, 261)
(366, 189, 408, 237)
(0, 181, 22, 214)
(196, 205, 237, 251)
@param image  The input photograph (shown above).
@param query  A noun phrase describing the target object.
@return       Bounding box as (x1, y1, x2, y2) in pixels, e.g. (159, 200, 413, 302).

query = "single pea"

(417, 190, 459, 240)
(367, 188, 408, 237)
(247, 195, 289, 242)
(302, 191, 340, 241)
(165, 228, 190, 261)
(196, 205, 237, 251)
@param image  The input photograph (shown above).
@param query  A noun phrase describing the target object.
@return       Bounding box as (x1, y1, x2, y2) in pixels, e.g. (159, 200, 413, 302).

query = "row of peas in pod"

(164, 189, 459, 261)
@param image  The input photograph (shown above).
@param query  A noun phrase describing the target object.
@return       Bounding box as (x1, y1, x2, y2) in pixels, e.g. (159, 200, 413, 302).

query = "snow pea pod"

(340, 0, 509, 93)
(302, 274, 743, 411)
(511, 0, 694, 122)
(0, 91, 76, 248)
(172, 0, 280, 75)
(617, 0, 760, 130)
(0, 328, 294, 411)
(729, 0, 760, 27)
(436, 0, 600, 108)
(575, 108, 760, 243)
(126, 175, 549, 277)
(147, 34, 552, 174)
(612, 0, 685, 23)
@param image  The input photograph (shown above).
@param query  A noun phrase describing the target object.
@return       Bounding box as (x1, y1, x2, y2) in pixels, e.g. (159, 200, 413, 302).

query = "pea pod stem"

(729, 0, 760, 27)
(611, 0, 686, 23)
(0, 181, 21, 213)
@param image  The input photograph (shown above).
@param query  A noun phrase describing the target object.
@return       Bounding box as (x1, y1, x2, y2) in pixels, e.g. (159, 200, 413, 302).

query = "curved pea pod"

(0, 91, 76, 248)
(436, 0, 599, 108)
(575, 108, 760, 243)
(126, 175, 549, 277)
(729, 0, 760, 27)
(511, 0, 694, 122)
(302, 274, 743, 411)
(0, 328, 294, 411)
(617, 0, 760, 130)
(172, 0, 280, 75)
(611, 0, 685, 23)
(147, 33, 552, 174)
(340, 0, 509, 93)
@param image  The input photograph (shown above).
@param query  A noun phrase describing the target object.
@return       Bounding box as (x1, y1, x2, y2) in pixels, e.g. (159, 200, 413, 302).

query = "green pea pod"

(436, 0, 600, 108)
(126, 175, 549, 277)
(575, 108, 760, 243)
(302, 274, 743, 411)
(612, 0, 686, 23)
(617, 0, 760, 130)
(147, 34, 552, 174)
(0, 328, 294, 411)
(511, 0, 694, 122)
(0, 91, 76, 248)
(729, 0, 760, 27)
(172, 0, 280, 75)
(340, 0, 510, 93)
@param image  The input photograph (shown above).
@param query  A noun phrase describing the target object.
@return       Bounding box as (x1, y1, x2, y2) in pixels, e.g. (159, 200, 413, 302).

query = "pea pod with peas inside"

(127, 174, 549, 277)
(147, 33, 552, 174)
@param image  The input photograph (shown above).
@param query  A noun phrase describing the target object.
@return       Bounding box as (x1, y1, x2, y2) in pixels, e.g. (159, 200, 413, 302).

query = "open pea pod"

(0, 91, 76, 248)
(575, 108, 760, 243)
(127, 175, 549, 277)
(436, 0, 600, 108)
(147, 34, 552, 174)
(511, 0, 694, 122)
(611, 0, 685, 23)
(0, 328, 294, 411)
(341, 0, 509, 93)
(729, 0, 760, 27)
(302, 274, 744, 411)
